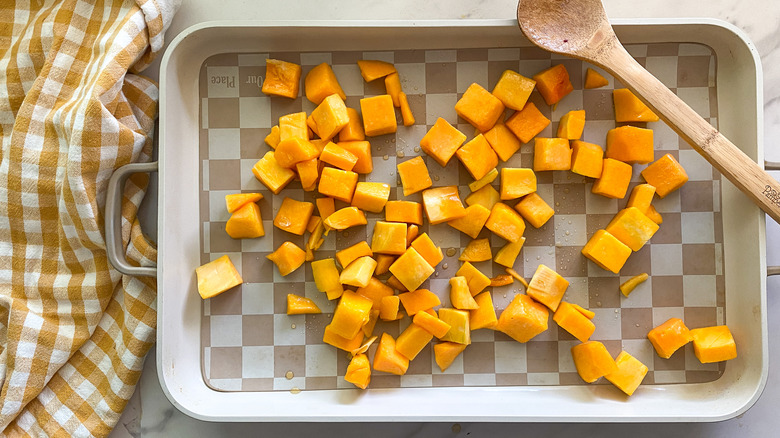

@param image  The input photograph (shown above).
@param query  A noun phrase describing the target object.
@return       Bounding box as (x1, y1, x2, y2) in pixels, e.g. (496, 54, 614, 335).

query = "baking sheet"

(197, 43, 725, 392)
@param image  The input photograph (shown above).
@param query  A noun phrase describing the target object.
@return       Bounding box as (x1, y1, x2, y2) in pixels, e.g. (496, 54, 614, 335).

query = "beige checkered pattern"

(0, 0, 178, 436)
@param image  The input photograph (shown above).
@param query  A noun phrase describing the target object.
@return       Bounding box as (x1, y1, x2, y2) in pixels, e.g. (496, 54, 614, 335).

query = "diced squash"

(307, 215, 320, 234)
(405, 224, 419, 248)
(306, 114, 319, 139)
(339, 107, 365, 141)
(448, 204, 491, 239)
(286, 294, 322, 315)
(605, 207, 659, 251)
(456, 134, 499, 180)
(468, 168, 499, 193)
(592, 158, 632, 199)
(466, 184, 501, 211)
(571, 341, 617, 383)
(527, 264, 569, 311)
(337, 141, 373, 174)
(455, 82, 505, 132)
(399, 92, 415, 126)
(500, 168, 537, 200)
(357, 59, 397, 82)
(275, 137, 319, 169)
(225, 193, 263, 214)
(641, 153, 689, 198)
(557, 110, 586, 140)
(262, 59, 301, 98)
(297, 158, 320, 191)
(195, 255, 243, 299)
(604, 351, 649, 396)
(307, 220, 326, 253)
(396, 323, 434, 360)
(495, 294, 548, 343)
(398, 288, 441, 316)
(470, 291, 498, 330)
(626, 184, 656, 214)
(265, 125, 280, 149)
(379, 295, 401, 321)
(311, 94, 350, 140)
(316, 197, 336, 220)
(647, 317, 693, 359)
(553, 301, 595, 343)
(489, 273, 513, 288)
(324, 206, 366, 231)
(319, 142, 358, 171)
(606, 125, 654, 164)
(450, 276, 479, 310)
(389, 248, 436, 291)
(356, 277, 395, 309)
(459, 238, 492, 262)
(533, 64, 573, 105)
(514, 193, 554, 228)
(385, 72, 402, 106)
(323, 324, 363, 352)
(374, 254, 396, 276)
(267, 241, 306, 276)
(225, 201, 265, 239)
(340, 256, 377, 288)
(494, 238, 526, 268)
(373, 333, 409, 376)
(620, 273, 649, 297)
(455, 262, 491, 297)
(326, 286, 344, 301)
(571, 303, 595, 320)
(360, 94, 397, 136)
(397, 156, 433, 196)
(613, 88, 659, 123)
(485, 202, 526, 243)
(505, 102, 551, 144)
(274, 197, 314, 235)
(483, 122, 521, 162)
(362, 310, 380, 337)
(414, 310, 452, 339)
(570, 140, 604, 179)
(534, 137, 572, 171)
(491, 69, 536, 111)
(318, 167, 359, 202)
(385, 200, 424, 225)
(438, 308, 471, 345)
(311, 258, 342, 294)
(386, 275, 408, 292)
(371, 221, 408, 255)
(690, 325, 738, 363)
(581, 229, 632, 274)
(422, 186, 467, 225)
(304, 63, 346, 105)
(279, 112, 309, 142)
(584, 68, 609, 89)
(252, 151, 296, 194)
(344, 353, 371, 389)
(420, 118, 468, 167)
(410, 233, 443, 268)
(434, 342, 468, 372)
(330, 290, 374, 339)
(352, 182, 391, 213)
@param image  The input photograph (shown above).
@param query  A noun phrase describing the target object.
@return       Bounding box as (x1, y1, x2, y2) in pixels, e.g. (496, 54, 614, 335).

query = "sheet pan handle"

(766, 160, 780, 276)
(105, 161, 158, 277)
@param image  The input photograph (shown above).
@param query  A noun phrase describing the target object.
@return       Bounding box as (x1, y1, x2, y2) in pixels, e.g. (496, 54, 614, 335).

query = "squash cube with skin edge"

(470, 291, 498, 330)
(527, 264, 569, 312)
(413, 311, 452, 339)
(438, 308, 471, 345)
(323, 324, 363, 352)
(357, 59, 397, 82)
(570, 140, 604, 179)
(379, 295, 401, 321)
(278, 112, 309, 142)
(466, 184, 500, 211)
(389, 247, 436, 292)
(641, 153, 689, 198)
(584, 68, 609, 89)
(495, 294, 548, 343)
(371, 221, 407, 255)
(434, 342, 468, 372)
(553, 301, 596, 343)
(491, 69, 536, 111)
(398, 289, 441, 316)
(267, 242, 306, 276)
(336, 241, 373, 268)
(344, 353, 371, 389)
(613, 88, 659, 123)
(557, 110, 586, 140)
(494, 238, 526, 268)
(604, 351, 649, 396)
(318, 167, 358, 203)
(571, 341, 618, 383)
(385, 200, 423, 225)
(455, 262, 491, 297)
(360, 94, 397, 137)
(372, 333, 409, 376)
(225, 202, 265, 239)
(647, 317, 693, 359)
(422, 186, 467, 225)
(337, 141, 373, 174)
(605, 207, 659, 251)
(459, 238, 492, 262)
(311, 94, 350, 141)
(319, 142, 358, 171)
(486, 203, 527, 243)
(357, 277, 395, 310)
(262, 59, 301, 99)
(455, 83, 505, 132)
(420, 118, 468, 167)
(500, 168, 537, 200)
(592, 158, 633, 199)
(581, 229, 632, 274)
(450, 276, 479, 310)
(296, 158, 320, 191)
(324, 206, 366, 231)
(340, 256, 377, 288)
(274, 137, 319, 169)
(253, 151, 295, 195)
(195, 255, 243, 299)
(330, 290, 374, 339)
(274, 197, 314, 236)
(606, 125, 654, 164)
(397, 156, 433, 196)
(448, 204, 491, 239)
(690, 325, 738, 363)
(533, 64, 574, 106)
(505, 102, 551, 146)
(396, 323, 434, 361)
(225, 193, 263, 214)
(468, 168, 499, 193)
(515, 193, 554, 228)
(311, 258, 341, 293)
(286, 294, 322, 315)
(339, 107, 365, 141)
(410, 233, 443, 268)
(483, 122, 521, 162)
(304, 63, 346, 105)
(456, 134, 499, 181)
(352, 182, 391, 213)
(534, 137, 572, 171)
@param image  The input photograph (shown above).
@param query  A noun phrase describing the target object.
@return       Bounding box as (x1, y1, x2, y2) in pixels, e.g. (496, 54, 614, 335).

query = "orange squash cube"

(330, 290, 373, 339)
(340, 256, 377, 289)
(195, 255, 243, 299)
(267, 241, 306, 276)
(273, 197, 314, 235)
(278, 112, 309, 142)
(225, 201, 265, 239)
(318, 167, 358, 202)
(606, 125, 654, 164)
(336, 241, 373, 268)
(459, 238, 492, 262)
(386, 275, 408, 292)
(438, 308, 471, 345)
(379, 295, 401, 321)
(356, 277, 395, 309)
(385, 72, 402, 106)
(398, 288, 441, 316)
(304, 62, 346, 105)
(626, 183, 656, 214)
(496, 294, 549, 343)
(466, 184, 500, 211)
(456, 134, 499, 180)
(641, 153, 689, 198)
(486, 202, 526, 243)
(306, 114, 320, 139)
(385, 200, 424, 225)
(533, 64, 574, 105)
(323, 324, 363, 352)
(296, 158, 319, 191)
(422, 186, 467, 225)
(470, 291, 498, 330)
(225, 193, 263, 213)
(397, 156, 433, 196)
(483, 122, 522, 162)
(319, 142, 358, 171)
(389, 248, 436, 292)
(494, 238, 525, 268)
(274, 137, 319, 169)
(371, 221, 407, 255)
(690, 325, 738, 363)
(455, 262, 491, 297)
(613, 88, 659, 123)
(357, 59, 397, 82)
(455, 83, 505, 132)
(286, 294, 322, 315)
(344, 353, 371, 389)
(527, 264, 569, 311)
(405, 224, 418, 250)
(534, 137, 572, 171)
(399, 92, 415, 126)
(337, 140, 373, 174)
(605, 207, 659, 251)
(262, 59, 301, 99)
(557, 109, 586, 140)
(581, 229, 632, 274)
(413, 310, 452, 339)
(500, 168, 537, 200)
(311, 258, 342, 295)
(360, 94, 397, 137)
(410, 233, 443, 268)
(505, 102, 551, 144)
(373, 332, 409, 376)
(316, 197, 336, 220)
(584, 68, 609, 89)
(265, 125, 280, 149)
(604, 351, 649, 396)
(553, 301, 595, 343)
(592, 158, 632, 199)
(647, 317, 693, 359)
(491, 69, 536, 111)
(434, 342, 468, 372)
(469, 168, 499, 194)
(252, 151, 296, 194)
(352, 182, 391, 213)
(571, 341, 617, 383)
(570, 140, 604, 179)
(323, 206, 367, 231)
(447, 204, 491, 239)
(311, 94, 350, 141)
(339, 107, 365, 141)
(396, 323, 434, 360)
(514, 193, 554, 228)
(449, 276, 479, 310)
(420, 117, 468, 166)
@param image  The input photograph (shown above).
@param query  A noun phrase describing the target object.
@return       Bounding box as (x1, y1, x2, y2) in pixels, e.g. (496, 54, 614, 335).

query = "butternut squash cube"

(459, 238, 492, 262)
(397, 156, 433, 196)
(225, 201, 265, 239)
(466, 184, 500, 211)
(374, 254, 395, 276)
(275, 137, 319, 169)
(362, 310, 380, 337)
(304, 62, 346, 105)
(357, 59, 397, 82)
(386, 275, 408, 292)
(296, 158, 320, 191)
(398, 288, 441, 316)
(450, 276, 479, 310)
(613, 88, 659, 123)
(584, 68, 609, 89)
(553, 301, 595, 342)
(468, 168, 499, 193)
(690, 325, 738, 363)
(319, 141, 358, 171)
(470, 291, 498, 330)
(505, 102, 551, 144)
(373, 333, 409, 376)
(337, 140, 373, 174)
(279, 112, 309, 142)
(390, 248, 436, 292)
(262, 59, 301, 99)
(448, 204, 491, 239)
(641, 153, 689, 198)
(274, 197, 314, 235)
(311, 258, 341, 294)
(557, 109, 586, 140)
(410, 233, 443, 268)
(267, 241, 306, 276)
(316, 197, 336, 220)
(379, 295, 401, 321)
(483, 122, 521, 162)
(385, 200, 424, 225)
(422, 186, 467, 225)
(495, 294, 548, 343)
(491, 69, 536, 111)
(527, 264, 569, 311)
(571, 341, 617, 383)
(340, 256, 377, 288)
(252, 151, 296, 194)
(626, 183, 656, 214)
(494, 238, 526, 268)
(500, 168, 537, 200)
(581, 229, 631, 274)
(339, 107, 365, 141)
(438, 308, 471, 345)
(330, 290, 374, 339)
(399, 92, 415, 126)
(318, 167, 359, 202)
(570, 140, 604, 179)
(486, 202, 526, 243)
(647, 317, 693, 359)
(606, 125, 654, 164)
(357, 276, 395, 309)
(420, 118, 468, 166)
(605, 207, 659, 251)
(311, 94, 350, 141)
(352, 182, 391, 213)
(307, 213, 320, 234)
(456, 134, 499, 181)
(323, 323, 363, 352)
(434, 342, 468, 372)
(336, 242, 373, 270)
(592, 158, 633, 199)
(514, 193, 554, 228)
(385, 72, 402, 106)
(456, 83, 505, 132)
(371, 221, 408, 255)
(344, 353, 371, 389)
(265, 125, 280, 149)
(455, 262, 491, 297)
(534, 137, 572, 171)
(225, 193, 263, 214)
(360, 94, 397, 137)
(396, 323, 434, 360)
(195, 255, 243, 299)
(405, 225, 418, 249)
(604, 351, 649, 396)
(533, 64, 573, 106)
(286, 294, 322, 315)
(413, 310, 452, 339)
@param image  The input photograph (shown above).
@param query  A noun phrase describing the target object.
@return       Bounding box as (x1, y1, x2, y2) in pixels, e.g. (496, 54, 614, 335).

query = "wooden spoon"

(517, 0, 780, 224)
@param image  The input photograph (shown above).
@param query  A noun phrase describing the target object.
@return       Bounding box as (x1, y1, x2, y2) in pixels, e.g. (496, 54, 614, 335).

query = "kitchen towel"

(0, 0, 178, 435)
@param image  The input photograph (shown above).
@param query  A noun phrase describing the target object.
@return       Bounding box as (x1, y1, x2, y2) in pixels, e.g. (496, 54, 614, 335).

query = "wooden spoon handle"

(597, 43, 780, 224)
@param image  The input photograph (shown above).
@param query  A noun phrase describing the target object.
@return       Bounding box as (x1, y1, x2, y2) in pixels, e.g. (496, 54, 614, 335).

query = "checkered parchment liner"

(197, 43, 725, 392)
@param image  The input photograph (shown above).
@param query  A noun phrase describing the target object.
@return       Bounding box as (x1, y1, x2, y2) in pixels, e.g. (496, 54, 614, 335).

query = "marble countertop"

(110, 0, 780, 436)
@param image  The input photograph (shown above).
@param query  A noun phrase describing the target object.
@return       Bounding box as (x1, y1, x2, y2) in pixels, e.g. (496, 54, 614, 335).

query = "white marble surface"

(111, 0, 780, 436)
